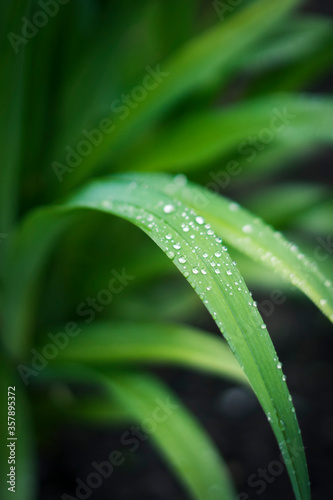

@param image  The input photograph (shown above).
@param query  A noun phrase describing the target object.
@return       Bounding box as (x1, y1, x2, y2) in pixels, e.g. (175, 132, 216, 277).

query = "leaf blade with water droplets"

(2, 174, 310, 500)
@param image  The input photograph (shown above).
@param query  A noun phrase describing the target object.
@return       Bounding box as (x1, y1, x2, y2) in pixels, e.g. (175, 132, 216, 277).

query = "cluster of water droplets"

(92, 180, 308, 467)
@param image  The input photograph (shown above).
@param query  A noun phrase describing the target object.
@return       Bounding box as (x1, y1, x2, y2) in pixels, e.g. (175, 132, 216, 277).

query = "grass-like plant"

(1, 1, 333, 499)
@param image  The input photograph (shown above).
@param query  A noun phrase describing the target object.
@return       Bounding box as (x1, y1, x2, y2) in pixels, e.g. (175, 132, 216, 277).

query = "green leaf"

(38, 364, 236, 500)
(244, 15, 333, 72)
(61, 0, 300, 189)
(2, 174, 310, 500)
(51, 321, 248, 385)
(127, 173, 333, 324)
(0, 209, 79, 354)
(243, 183, 329, 228)
(0, 1, 30, 233)
(123, 94, 333, 173)
(107, 370, 236, 500)
(244, 17, 333, 95)
(293, 200, 333, 235)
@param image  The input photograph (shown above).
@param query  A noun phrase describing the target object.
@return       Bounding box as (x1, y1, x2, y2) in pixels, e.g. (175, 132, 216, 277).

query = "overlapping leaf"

(60, 0, 300, 189)
(38, 364, 236, 500)
(2, 175, 310, 500)
(123, 95, 333, 173)
(124, 173, 333, 323)
(52, 321, 248, 385)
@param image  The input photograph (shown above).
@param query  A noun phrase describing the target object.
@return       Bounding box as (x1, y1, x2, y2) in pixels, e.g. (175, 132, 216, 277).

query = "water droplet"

(207, 229, 214, 236)
(279, 419, 286, 431)
(102, 200, 111, 208)
(192, 268, 199, 274)
(215, 251, 222, 257)
(163, 204, 175, 214)
(183, 226, 189, 232)
(324, 279, 331, 288)
(195, 216, 205, 225)
(229, 202, 239, 212)
(167, 251, 175, 259)
(320, 298, 327, 306)
(261, 324, 266, 329)
(179, 257, 186, 264)
(242, 224, 253, 234)
(277, 362, 282, 369)
(165, 234, 172, 240)
(173, 242, 181, 250)
(201, 269, 207, 275)
(215, 269, 220, 274)
(226, 270, 232, 276)
(174, 174, 187, 185)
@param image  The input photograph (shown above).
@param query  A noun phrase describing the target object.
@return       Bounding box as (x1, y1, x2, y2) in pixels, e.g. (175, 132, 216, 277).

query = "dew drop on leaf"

(195, 216, 205, 225)
(163, 204, 175, 214)
(242, 224, 253, 234)
(229, 202, 239, 211)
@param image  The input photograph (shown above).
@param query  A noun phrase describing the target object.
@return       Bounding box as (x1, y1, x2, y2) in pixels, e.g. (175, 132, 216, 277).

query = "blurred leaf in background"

(0, 0, 333, 499)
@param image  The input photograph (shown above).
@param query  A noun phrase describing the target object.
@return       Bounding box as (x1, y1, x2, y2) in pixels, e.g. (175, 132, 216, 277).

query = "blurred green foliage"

(1, 1, 333, 499)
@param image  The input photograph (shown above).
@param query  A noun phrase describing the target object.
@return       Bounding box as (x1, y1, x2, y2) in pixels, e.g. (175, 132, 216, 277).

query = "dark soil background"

(37, 1, 333, 499)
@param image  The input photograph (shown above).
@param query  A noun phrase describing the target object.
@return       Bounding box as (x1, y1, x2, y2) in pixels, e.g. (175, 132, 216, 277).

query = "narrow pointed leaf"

(52, 321, 248, 385)
(39, 364, 235, 500)
(2, 175, 310, 500)
(107, 370, 236, 500)
(61, 0, 300, 188)
(124, 95, 333, 173)
(0, 1, 30, 233)
(125, 173, 333, 324)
